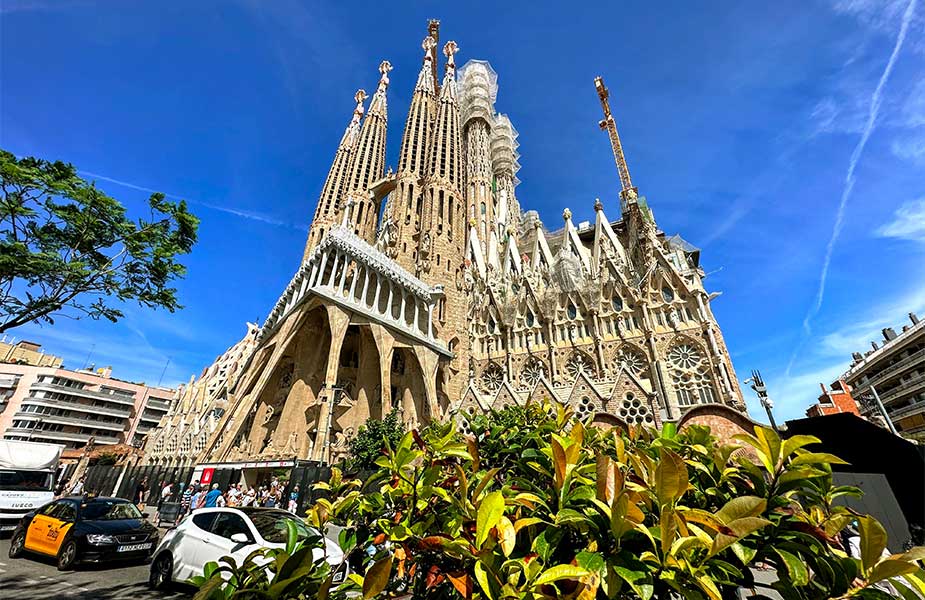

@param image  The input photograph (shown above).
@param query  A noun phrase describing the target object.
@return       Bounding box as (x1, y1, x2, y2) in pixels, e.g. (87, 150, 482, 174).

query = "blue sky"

(1, 0, 924, 421)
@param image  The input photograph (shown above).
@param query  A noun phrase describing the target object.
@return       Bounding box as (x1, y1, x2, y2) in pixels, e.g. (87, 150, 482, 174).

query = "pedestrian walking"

(134, 476, 149, 510)
(69, 476, 85, 495)
(287, 485, 300, 513)
(203, 483, 222, 508)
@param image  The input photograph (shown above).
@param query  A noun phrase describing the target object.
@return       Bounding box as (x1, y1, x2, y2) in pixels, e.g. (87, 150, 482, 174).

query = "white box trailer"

(0, 439, 63, 531)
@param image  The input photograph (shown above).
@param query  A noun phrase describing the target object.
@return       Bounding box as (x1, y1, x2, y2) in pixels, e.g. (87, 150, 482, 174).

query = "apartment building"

(844, 313, 925, 442)
(0, 363, 174, 449)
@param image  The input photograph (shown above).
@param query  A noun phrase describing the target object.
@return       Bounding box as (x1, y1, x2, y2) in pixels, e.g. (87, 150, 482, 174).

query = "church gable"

(607, 365, 659, 428)
(566, 371, 605, 421)
(455, 381, 488, 415)
(492, 380, 521, 410)
(526, 376, 560, 406)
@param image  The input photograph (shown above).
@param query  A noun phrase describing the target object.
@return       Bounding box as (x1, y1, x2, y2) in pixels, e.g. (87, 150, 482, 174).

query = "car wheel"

(56, 539, 78, 571)
(149, 552, 173, 590)
(8, 532, 26, 558)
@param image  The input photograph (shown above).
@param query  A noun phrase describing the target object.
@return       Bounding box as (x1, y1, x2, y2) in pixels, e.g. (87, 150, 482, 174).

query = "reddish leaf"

(373, 533, 387, 545)
(447, 571, 473, 599)
(412, 429, 426, 450)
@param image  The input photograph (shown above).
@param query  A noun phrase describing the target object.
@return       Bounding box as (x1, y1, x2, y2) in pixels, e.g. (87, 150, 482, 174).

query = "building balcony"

(21, 396, 132, 419)
(880, 372, 925, 405)
(3, 427, 120, 445)
(851, 347, 925, 391)
(12, 412, 125, 432)
(29, 382, 137, 406)
(145, 398, 171, 411)
(890, 401, 925, 420)
(0, 375, 20, 388)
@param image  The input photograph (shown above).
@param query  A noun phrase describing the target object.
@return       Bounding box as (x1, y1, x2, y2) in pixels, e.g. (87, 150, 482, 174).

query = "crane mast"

(594, 76, 638, 214)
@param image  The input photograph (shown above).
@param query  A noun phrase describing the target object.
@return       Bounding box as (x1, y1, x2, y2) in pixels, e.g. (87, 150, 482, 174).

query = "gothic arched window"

(666, 342, 716, 407)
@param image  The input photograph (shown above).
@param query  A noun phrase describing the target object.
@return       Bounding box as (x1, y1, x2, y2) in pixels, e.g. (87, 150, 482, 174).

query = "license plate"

(0, 524, 15, 531)
(117, 542, 153, 552)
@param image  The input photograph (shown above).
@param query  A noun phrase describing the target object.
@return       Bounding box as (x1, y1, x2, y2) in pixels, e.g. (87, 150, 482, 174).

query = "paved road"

(0, 535, 191, 599)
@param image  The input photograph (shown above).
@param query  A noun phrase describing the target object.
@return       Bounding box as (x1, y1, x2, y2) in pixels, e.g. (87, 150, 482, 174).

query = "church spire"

(417, 40, 463, 277)
(381, 32, 440, 272)
(303, 88, 367, 260)
(343, 60, 391, 242)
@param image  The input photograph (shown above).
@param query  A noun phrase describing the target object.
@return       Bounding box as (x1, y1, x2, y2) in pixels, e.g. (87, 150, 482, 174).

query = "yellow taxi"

(8, 496, 158, 570)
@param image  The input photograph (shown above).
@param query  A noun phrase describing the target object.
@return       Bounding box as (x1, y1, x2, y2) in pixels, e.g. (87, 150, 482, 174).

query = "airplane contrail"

(79, 170, 308, 232)
(788, 0, 917, 376)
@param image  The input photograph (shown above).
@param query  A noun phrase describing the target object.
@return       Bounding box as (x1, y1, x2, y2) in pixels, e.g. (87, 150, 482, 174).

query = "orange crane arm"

(594, 76, 637, 204)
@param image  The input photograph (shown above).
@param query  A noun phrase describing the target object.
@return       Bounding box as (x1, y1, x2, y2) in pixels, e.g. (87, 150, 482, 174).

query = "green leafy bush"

(348, 409, 406, 472)
(196, 401, 925, 599)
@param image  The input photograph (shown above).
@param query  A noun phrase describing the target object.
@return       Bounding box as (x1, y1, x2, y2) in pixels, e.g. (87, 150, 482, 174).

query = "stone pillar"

(386, 281, 394, 320)
(311, 304, 351, 462)
(427, 303, 434, 337)
(413, 300, 420, 335)
(326, 252, 341, 287)
(361, 267, 371, 306)
(337, 253, 349, 293)
(412, 346, 441, 422)
(315, 251, 330, 288)
(348, 264, 360, 301)
(374, 274, 383, 312)
(399, 290, 407, 326)
(369, 323, 395, 415)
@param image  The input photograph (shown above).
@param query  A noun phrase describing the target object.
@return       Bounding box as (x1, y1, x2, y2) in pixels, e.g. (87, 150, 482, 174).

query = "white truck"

(0, 439, 63, 532)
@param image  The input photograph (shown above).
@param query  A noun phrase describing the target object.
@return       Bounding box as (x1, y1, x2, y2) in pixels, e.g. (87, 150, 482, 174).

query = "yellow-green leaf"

(532, 564, 591, 588)
(696, 574, 723, 600)
(774, 548, 809, 586)
(869, 559, 919, 584)
(551, 436, 568, 490)
(654, 448, 688, 507)
(474, 560, 494, 600)
(596, 454, 615, 503)
(362, 555, 393, 599)
(476, 490, 506, 549)
(780, 434, 820, 459)
(514, 517, 545, 533)
(790, 452, 849, 467)
(716, 496, 766, 524)
(497, 516, 516, 557)
(859, 516, 888, 576)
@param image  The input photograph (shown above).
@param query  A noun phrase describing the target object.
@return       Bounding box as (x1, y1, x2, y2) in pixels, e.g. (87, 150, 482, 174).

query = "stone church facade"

(143, 21, 745, 467)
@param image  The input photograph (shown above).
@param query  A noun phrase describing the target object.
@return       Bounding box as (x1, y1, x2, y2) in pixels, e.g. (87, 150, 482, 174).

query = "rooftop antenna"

(82, 343, 96, 369)
(157, 357, 171, 387)
(594, 76, 638, 215)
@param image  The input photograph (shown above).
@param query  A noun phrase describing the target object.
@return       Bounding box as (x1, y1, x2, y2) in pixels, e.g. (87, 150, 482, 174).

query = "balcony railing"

(880, 372, 925, 404)
(21, 396, 132, 419)
(29, 382, 137, 406)
(850, 347, 925, 391)
(146, 398, 171, 411)
(12, 411, 126, 432)
(3, 427, 120, 445)
(890, 402, 925, 419)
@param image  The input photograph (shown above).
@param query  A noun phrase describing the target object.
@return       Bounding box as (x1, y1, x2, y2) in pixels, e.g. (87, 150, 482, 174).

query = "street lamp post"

(744, 370, 778, 431)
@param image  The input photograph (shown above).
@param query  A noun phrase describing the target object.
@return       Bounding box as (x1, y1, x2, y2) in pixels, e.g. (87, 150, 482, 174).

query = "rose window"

(521, 359, 548, 388)
(617, 347, 648, 376)
(564, 353, 595, 380)
(618, 393, 653, 425)
(575, 396, 595, 421)
(667, 344, 701, 370)
(481, 364, 504, 393)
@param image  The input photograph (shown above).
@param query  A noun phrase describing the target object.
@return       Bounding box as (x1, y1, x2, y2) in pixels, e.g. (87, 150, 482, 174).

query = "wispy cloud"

(773, 279, 925, 417)
(789, 0, 917, 374)
(877, 198, 925, 243)
(79, 170, 308, 232)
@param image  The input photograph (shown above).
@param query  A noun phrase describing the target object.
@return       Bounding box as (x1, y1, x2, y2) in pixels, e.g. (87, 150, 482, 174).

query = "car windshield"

(247, 510, 313, 544)
(80, 499, 142, 521)
(0, 469, 53, 492)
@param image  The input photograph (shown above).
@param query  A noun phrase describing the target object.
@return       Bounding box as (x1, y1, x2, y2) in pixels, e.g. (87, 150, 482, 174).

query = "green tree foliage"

(194, 403, 925, 599)
(348, 409, 406, 472)
(0, 150, 198, 333)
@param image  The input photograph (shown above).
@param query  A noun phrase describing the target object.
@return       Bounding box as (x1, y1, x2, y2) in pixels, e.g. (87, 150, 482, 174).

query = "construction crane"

(594, 76, 638, 214)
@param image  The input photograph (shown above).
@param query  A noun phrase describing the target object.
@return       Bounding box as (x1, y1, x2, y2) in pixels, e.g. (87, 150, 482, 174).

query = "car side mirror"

(230, 533, 251, 544)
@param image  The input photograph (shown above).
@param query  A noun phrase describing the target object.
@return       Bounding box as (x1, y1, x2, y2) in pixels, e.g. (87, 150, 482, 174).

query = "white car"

(148, 507, 346, 590)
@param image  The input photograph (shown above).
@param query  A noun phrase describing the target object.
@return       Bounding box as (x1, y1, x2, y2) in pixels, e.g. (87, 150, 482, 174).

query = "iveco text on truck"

(0, 439, 64, 532)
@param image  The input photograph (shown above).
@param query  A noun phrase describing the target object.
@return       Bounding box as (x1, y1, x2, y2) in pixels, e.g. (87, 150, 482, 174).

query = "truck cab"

(0, 440, 63, 532)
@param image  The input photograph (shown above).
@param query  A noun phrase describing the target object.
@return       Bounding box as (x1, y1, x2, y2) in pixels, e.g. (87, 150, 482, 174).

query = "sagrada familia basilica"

(144, 21, 746, 467)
